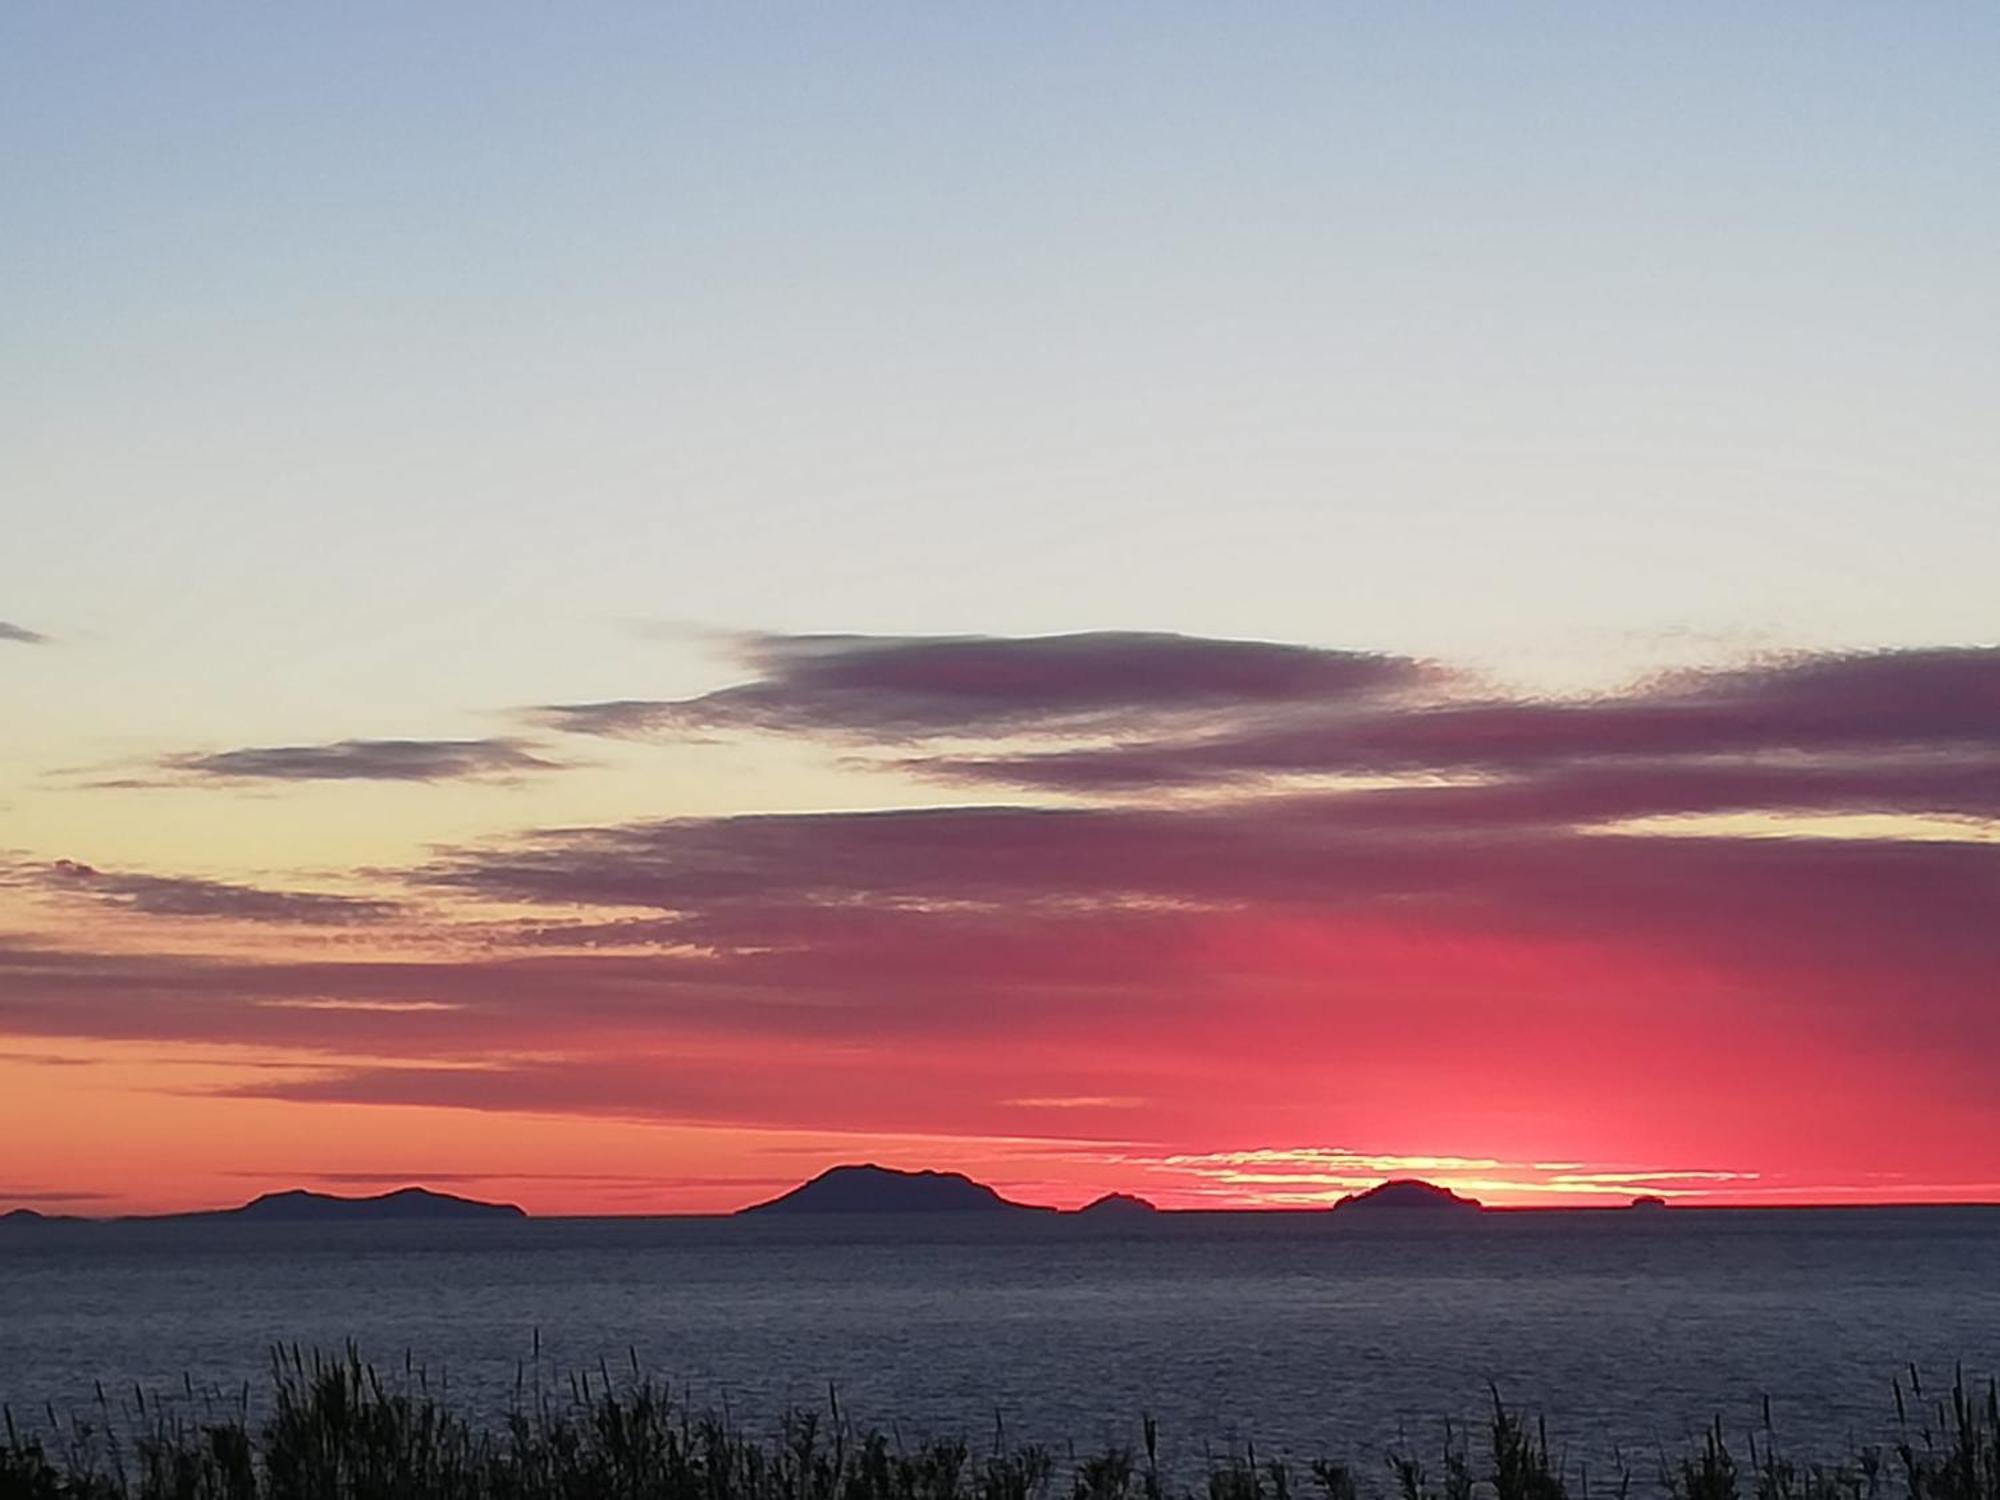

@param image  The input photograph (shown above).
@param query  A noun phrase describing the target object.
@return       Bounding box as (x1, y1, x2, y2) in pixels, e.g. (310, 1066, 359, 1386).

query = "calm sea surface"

(4, 1208, 1998, 1475)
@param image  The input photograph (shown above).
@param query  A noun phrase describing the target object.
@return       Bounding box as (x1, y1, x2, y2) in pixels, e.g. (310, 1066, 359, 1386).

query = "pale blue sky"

(5, 3, 1996, 751)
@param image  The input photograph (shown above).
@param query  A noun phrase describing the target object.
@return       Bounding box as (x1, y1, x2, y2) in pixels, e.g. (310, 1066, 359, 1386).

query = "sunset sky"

(5, 5, 1998, 1215)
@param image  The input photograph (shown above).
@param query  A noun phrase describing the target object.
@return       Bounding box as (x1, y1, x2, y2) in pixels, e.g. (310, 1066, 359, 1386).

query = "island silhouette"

(1073, 1191, 1160, 1216)
(739, 1163, 1055, 1215)
(184, 1187, 526, 1222)
(1330, 1179, 1484, 1212)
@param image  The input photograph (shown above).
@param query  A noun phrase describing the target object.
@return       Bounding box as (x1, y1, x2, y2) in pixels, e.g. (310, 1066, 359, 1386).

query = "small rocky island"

(740, 1164, 1052, 1215)
(1331, 1179, 1483, 1213)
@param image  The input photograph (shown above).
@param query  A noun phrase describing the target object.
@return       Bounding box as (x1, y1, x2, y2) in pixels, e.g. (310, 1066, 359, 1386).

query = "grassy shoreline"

(3, 1349, 1996, 1500)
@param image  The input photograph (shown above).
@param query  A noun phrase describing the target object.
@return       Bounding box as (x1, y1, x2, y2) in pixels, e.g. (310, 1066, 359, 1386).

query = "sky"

(3, 4, 1997, 1215)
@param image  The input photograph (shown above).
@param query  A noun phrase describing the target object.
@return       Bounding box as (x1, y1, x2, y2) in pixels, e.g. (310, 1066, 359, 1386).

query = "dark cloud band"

(537, 631, 1431, 741)
(910, 646, 2000, 787)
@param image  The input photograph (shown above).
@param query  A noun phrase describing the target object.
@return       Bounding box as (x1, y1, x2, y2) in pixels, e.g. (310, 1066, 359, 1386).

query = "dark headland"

(1331, 1179, 1484, 1213)
(185, 1187, 526, 1222)
(740, 1164, 1053, 1215)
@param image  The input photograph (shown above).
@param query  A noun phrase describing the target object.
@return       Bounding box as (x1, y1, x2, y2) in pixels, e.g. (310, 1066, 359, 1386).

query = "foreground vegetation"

(3, 1348, 1996, 1500)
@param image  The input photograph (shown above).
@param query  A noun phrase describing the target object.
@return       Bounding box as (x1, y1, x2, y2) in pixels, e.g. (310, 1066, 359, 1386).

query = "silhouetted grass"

(3, 1350, 1995, 1500)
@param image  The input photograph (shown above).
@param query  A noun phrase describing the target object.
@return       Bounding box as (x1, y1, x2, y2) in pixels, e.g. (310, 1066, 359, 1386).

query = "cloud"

(0, 1188, 114, 1204)
(1005, 1096, 1146, 1109)
(536, 631, 1431, 741)
(0, 1050, 101, 1067)
(0, 621, 49, 645)
(164, 737, 561, 784)
(413, 802, 2000, 989)
(531, 631, 2000, 840)
(914, 645, 2000, 788)
(417, 788, 1935, 908)
(43, 859, 400, 925)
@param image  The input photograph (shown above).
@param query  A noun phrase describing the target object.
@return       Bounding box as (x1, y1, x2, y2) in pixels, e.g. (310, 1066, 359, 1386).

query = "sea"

(4, 1207, 1998, 1479)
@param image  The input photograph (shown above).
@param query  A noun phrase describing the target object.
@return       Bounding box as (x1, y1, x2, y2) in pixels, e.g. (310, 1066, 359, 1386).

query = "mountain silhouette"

(740, 1164, 1049, 1215)
(1331, 1179, 1483, 1213)
(195, 1187, 525, 1222)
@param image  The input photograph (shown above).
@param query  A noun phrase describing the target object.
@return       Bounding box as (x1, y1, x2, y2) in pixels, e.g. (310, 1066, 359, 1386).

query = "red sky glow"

(6, 633, 1997, 1217)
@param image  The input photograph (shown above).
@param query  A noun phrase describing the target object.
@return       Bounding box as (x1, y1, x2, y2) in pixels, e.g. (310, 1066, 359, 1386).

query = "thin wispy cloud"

(162, 737, 562, 784)
(0, 621, 49, 645)
(43, 859, 401, 925)
(0, 1187, 113, 1204)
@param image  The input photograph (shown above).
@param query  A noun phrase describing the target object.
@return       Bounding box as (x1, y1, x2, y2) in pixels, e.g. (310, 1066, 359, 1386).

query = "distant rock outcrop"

(1331, 1179, 1483, 1213)
(1073, 1192, 1160, 1217)
(202, 1187, 525, 1222)
(739, 1164, 1049, 1215)
(1627, 1194, 1670, 1211)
